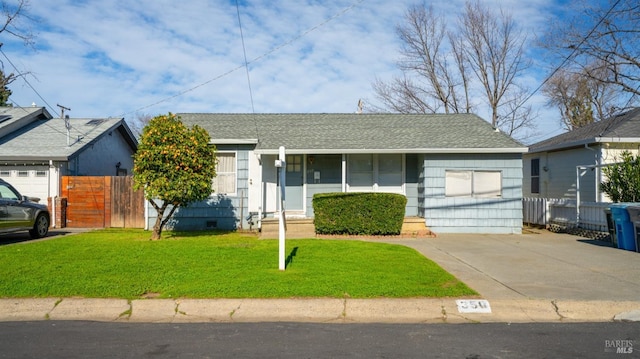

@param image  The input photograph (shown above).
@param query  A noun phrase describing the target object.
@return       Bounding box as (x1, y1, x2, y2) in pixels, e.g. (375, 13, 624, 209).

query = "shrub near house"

(313, 193, 407, 235)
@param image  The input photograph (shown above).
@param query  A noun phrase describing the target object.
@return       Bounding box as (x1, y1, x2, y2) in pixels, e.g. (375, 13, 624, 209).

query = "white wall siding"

(524, 147, 600, 201)
(423, 153, 523, 234)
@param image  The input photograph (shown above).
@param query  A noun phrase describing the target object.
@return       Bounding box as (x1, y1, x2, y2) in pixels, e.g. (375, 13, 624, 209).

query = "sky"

(2, 0, 580, 143)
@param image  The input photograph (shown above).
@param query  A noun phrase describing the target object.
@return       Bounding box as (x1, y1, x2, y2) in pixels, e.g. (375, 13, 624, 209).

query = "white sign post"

(275, 146, 287, 271)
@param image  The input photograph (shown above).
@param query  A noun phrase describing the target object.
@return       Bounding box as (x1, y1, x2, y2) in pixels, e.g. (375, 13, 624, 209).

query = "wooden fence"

(61, 176, 144, 228)
(523, 198, 609, 232)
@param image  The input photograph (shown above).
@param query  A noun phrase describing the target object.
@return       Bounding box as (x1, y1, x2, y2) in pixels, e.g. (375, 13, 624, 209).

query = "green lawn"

(0, 229, 476, 299)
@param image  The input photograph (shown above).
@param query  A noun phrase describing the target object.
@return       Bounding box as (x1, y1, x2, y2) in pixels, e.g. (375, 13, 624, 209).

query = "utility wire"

(515, 0, 623, 143)
(117, 0, 365, 118)
(0, 47, 57, 116)
(1, 48, 121, 140)
(235, 0, 259, 142)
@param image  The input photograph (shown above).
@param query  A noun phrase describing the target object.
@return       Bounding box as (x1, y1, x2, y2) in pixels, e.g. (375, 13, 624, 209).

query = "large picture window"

(212, 152, 236, 195)
(445, 170, 502, 198)
(347, 154, 403, 193)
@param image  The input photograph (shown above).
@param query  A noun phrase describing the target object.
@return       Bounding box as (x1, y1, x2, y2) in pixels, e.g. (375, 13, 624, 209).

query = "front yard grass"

(0, 229, 476, 299)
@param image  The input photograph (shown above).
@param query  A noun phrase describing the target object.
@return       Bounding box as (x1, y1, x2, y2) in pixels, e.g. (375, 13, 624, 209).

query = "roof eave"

(255, 147, 527, 155)
(0, 155, 69, 162)
(211, 139, 259, 145)
(530, 136, 640, 153)
(596, 137, 640, 144)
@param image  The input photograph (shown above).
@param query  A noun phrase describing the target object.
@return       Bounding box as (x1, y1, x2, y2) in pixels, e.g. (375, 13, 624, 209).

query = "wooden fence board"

(61, 176, 144, 228)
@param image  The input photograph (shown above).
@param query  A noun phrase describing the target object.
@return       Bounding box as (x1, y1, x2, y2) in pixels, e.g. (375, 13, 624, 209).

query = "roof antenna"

(356, 99, 363, 114)
(57, 104, 72, 146)
(56, 103, 70, 119)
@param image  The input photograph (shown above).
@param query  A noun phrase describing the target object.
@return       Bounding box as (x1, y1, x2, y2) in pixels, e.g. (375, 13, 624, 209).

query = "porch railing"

(523, 198, 609, 232)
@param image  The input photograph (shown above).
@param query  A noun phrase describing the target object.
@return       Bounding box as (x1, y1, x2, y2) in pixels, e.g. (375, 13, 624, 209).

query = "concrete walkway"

(1, 230, 639, 323)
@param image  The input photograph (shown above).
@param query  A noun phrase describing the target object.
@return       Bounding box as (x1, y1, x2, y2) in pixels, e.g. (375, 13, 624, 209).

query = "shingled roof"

(177, 113, 526, 154)
(0, 113, 137, 161)
(529, 108, 640, 153)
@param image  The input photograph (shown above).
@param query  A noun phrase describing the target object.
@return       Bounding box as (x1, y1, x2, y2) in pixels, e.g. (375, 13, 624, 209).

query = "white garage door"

(0, 166, 51, 203)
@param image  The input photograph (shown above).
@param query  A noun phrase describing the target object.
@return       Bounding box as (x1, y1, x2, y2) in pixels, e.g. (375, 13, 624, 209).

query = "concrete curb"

(1, 298, 638, 323)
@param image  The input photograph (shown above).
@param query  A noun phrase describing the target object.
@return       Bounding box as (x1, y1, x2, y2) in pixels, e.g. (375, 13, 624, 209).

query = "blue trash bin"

(626, 206, 640, 253)
(609, 203, 638, 251)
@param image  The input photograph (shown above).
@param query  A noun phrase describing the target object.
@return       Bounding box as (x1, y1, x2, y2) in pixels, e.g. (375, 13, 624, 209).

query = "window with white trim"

(530, 158, 540, 194)
(212, 152, 236, 195)
(445, 170, 502, 198)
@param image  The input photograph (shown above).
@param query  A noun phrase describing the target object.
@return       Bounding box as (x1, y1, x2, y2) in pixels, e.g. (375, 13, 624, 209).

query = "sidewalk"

(1, 230, 639, 323)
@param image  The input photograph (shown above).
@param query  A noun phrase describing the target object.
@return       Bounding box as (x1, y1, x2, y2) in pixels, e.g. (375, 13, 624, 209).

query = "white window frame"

(445, 170, 502, 198)
(212, 151, 237, 196)
(346, 154, 405, 194)
(530, 158, 540, 194)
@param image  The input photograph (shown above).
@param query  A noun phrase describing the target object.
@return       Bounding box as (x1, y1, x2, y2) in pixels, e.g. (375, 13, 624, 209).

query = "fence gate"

(61, 176, 145, 228)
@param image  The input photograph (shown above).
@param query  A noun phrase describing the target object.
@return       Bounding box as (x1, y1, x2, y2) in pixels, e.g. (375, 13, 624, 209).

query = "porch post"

(341, 154, 346, 192)
(276, 146, 286, 271)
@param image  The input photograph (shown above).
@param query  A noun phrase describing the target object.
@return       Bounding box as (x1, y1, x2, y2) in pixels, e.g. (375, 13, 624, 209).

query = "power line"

(0, 46, 57, 116)
(235, 0, 259, 142)
(511, 0, 623, 141)
(117, 0, 365, 118)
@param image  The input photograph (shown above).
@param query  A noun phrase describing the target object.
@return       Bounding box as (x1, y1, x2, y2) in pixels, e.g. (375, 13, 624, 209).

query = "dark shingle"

(177, 113, 525, 153)
(529, 108, 640, 152)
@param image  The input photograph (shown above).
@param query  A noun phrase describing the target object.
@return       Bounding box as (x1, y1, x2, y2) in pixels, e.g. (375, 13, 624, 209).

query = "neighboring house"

(524, 108, 640, 202)
(0, 106, 138, 214)
(148, 113, 527, 234)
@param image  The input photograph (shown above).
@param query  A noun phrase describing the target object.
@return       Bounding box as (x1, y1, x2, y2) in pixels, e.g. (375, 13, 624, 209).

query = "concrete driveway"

(381, 230, 640, 302)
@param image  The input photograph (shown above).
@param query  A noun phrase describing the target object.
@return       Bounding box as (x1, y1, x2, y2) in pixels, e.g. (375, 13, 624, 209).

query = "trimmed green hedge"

(313, 192, 407, 235)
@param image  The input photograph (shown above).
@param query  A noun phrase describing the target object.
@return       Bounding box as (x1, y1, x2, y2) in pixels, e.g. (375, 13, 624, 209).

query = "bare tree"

(129, 112, 154, 136)
(373, 1, 535, 139)
(543, 0, 639, 105)
(373, 4, 472, 115)
(458, 1, 530, 130)
(543, 63, 618, 130)
(0, 0, 33, 46)
(0, 0, 34, 107)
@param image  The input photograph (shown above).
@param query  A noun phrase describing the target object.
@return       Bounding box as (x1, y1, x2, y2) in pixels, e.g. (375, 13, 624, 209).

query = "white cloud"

(4, 0, 567, 141)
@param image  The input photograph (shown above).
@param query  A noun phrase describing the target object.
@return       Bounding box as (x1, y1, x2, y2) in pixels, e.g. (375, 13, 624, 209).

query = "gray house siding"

(146, 144, 253, 231)
(423, 153, 523, 234)
(405, 154, 420, 216)
(153, 113, 527, 234)
(305, 154, 342, 217)
(523, 147, 599, 201)
(303, 154, 421, 218)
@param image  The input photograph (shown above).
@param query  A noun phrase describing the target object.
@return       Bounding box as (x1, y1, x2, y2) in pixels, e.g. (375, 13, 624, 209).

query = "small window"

(531, 158, 540, 194)
(286, 154, 302, 173)
(17, 171, 29, 177)
(446, 170, 502, 198)
(35, 170, 47, 177)
(0, 170, 10, 177)
(212, 152, 236, 195)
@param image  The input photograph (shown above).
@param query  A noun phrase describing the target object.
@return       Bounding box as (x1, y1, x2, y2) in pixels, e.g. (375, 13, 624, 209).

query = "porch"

(259, 216, 433, 239)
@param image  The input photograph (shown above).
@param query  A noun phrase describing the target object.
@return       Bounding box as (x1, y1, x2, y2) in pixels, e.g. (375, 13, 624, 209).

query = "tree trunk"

(151, 216, 163, 240)
(149, 200, 167, 241)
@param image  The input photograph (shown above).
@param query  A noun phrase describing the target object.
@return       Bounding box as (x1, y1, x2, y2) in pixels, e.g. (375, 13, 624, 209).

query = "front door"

(285, 154, 304, 211)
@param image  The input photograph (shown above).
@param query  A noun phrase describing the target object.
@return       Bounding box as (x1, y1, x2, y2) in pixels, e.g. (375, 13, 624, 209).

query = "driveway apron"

(380, 231, 640, 301)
